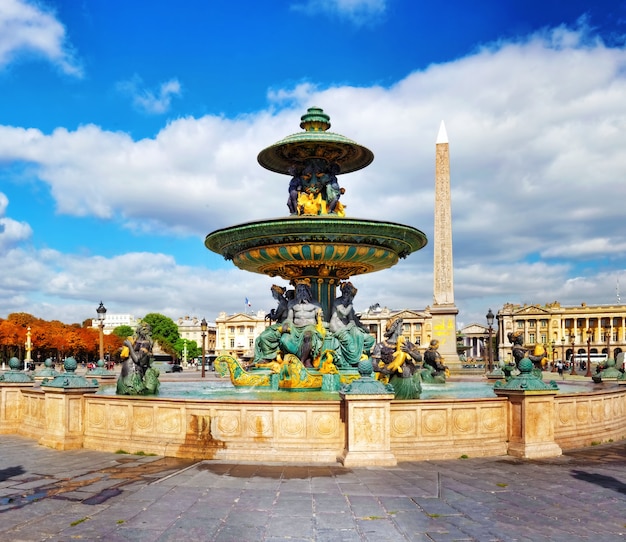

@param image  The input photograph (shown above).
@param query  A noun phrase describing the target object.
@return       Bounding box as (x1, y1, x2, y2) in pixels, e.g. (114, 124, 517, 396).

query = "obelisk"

(431, 121, 460, 371)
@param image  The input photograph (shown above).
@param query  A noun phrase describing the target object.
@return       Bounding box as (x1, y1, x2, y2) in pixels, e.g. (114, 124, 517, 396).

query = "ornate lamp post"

(586, 329, 593, 378)
(551, 340, 556, 371)
(201, 318, 207, 379)
(605, 327, 611, 360)
(486, 309, 494, 372)
(96, 301, 107, 364)
(561, 337, 565, 372)
(570, 335, 577, 376)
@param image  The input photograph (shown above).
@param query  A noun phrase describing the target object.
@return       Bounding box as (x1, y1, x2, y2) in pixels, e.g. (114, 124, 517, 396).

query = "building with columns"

(357, 305, 431, 348)
(214, 311, 267, 360)
(458, 323, 491, 364)
(497, 302, 625, 364)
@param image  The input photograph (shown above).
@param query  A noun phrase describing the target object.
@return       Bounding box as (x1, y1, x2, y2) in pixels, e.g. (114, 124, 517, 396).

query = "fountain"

(205, 107, 428, 395)
(2, 108, 626, 464)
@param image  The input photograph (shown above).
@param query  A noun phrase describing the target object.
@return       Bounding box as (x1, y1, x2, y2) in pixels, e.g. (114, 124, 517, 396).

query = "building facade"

(458, 323, 490, 364)
(356, 305, 432, 351)
(91, 313, 138, 335)
(214, 311, 267, 360)
(176, 316, 216, 355)
(497, 302, 625, 364)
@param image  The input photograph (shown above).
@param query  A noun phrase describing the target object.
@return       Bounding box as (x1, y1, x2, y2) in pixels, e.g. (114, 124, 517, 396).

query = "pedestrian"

(557, 360, 564, 377)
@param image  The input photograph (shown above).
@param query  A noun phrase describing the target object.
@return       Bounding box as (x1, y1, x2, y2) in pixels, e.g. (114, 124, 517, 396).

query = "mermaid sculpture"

(116, 322, 160, 395)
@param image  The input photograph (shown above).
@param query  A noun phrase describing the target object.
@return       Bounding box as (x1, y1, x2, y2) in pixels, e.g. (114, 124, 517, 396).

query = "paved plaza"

(0, 432, 625, 541)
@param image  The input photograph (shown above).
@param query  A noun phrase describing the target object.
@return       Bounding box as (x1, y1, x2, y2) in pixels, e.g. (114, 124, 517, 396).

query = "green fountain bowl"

(257, 130, 374, 175)
(205, 216, 427, 279)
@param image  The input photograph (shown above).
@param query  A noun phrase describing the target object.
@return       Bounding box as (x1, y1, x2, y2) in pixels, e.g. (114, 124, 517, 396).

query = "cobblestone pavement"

(0, 435, 625, 541)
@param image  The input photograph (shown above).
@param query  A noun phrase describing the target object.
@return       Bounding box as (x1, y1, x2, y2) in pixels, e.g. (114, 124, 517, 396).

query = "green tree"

(140, 313, 180, 354)
(112, 325, 134, 340)
(173, 338, 200, 361)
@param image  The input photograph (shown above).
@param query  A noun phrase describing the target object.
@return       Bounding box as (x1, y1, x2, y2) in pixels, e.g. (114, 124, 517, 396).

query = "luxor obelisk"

(431, 121, 460, 372)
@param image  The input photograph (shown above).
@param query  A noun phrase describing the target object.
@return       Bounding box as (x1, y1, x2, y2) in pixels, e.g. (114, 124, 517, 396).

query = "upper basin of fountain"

(205, 215, 427, 279)
(205, 106, 427, 282)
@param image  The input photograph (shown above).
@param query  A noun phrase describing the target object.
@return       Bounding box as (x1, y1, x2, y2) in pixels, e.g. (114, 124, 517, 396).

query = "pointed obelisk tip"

(436, 120, 448, 144)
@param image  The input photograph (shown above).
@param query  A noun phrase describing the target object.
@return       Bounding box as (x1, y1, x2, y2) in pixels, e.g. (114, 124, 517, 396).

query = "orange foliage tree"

(0, 313, 123, 364)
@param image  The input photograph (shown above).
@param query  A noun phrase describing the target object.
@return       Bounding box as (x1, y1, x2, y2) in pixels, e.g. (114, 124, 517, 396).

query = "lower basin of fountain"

(95, 377, 598, 400)
(8, 375, 623, 466)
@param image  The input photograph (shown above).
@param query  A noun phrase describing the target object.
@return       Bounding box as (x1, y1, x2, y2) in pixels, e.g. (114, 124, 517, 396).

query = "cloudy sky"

(1, 0, 626, 328)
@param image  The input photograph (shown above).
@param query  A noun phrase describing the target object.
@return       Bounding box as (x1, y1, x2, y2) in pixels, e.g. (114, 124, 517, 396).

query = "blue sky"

(1, 0, 626, 328)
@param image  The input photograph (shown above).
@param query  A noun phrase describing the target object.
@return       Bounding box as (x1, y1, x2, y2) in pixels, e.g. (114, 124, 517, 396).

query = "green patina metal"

(205, 107, 427, 319)
(87, 359, 116, 377)
(0, 357, 34, 383)
(340, 360, 395, 395)
(257, 106, 374, 175)
(32, 357, 59, 379)
(41, 357, 99, 389)
(493, 357, 559, 392)
(592, 358, 625, 383)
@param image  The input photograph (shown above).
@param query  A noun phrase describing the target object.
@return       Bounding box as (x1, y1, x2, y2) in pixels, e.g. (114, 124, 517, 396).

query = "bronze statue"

(116, 322, 160, 395)
(371, 317, 423, 399)
(279, 279, 326, 367)
(421, 339, 448, 383)
(287, 165, 302, 215)
(508, 330, 544, 375)
(328, 281, 375, 367)
(266, 284, 290, 324)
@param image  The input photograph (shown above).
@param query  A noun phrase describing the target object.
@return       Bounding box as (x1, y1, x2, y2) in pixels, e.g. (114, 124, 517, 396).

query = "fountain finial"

(300, 107, 331, 132)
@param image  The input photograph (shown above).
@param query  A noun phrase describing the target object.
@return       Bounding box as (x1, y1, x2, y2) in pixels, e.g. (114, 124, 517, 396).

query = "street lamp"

(201, 318, 207, 379)
(561, 337, 565, 373)
(586, 329, 592, 378)
(486, 309, 494, 372)
(570, 335, 577, 376)
(96, 301, 107, 364)
(551, 340, 556, 371)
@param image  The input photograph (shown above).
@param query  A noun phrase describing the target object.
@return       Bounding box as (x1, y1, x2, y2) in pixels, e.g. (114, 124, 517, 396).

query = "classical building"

(176, 316, 216, 354)
(497, 302, 625, 364)
(214, 311, 267, 360)
(458, 323, 490, 364)
(357, 305, 436, 353)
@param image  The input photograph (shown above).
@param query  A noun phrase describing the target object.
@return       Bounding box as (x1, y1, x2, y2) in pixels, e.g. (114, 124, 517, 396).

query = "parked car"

(152, 360, 183, 373)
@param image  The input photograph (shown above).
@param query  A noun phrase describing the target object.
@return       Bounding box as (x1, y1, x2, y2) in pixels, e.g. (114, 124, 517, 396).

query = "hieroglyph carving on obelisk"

(433, 121, 454, 306)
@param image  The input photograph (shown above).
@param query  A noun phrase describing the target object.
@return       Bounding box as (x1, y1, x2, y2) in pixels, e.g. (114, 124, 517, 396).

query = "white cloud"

(116, 76, 182, 115)
(0, 192, 32, 251)
(0, 0, 82, 76)
(291, 0, 387, 25)
(1, 23, 626, 326)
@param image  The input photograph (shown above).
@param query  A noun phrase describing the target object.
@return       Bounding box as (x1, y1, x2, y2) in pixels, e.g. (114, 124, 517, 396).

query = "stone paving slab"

(0, 435, 625, 540)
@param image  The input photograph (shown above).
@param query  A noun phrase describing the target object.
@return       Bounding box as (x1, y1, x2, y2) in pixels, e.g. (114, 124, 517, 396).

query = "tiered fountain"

(205, 107, 427, 391)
